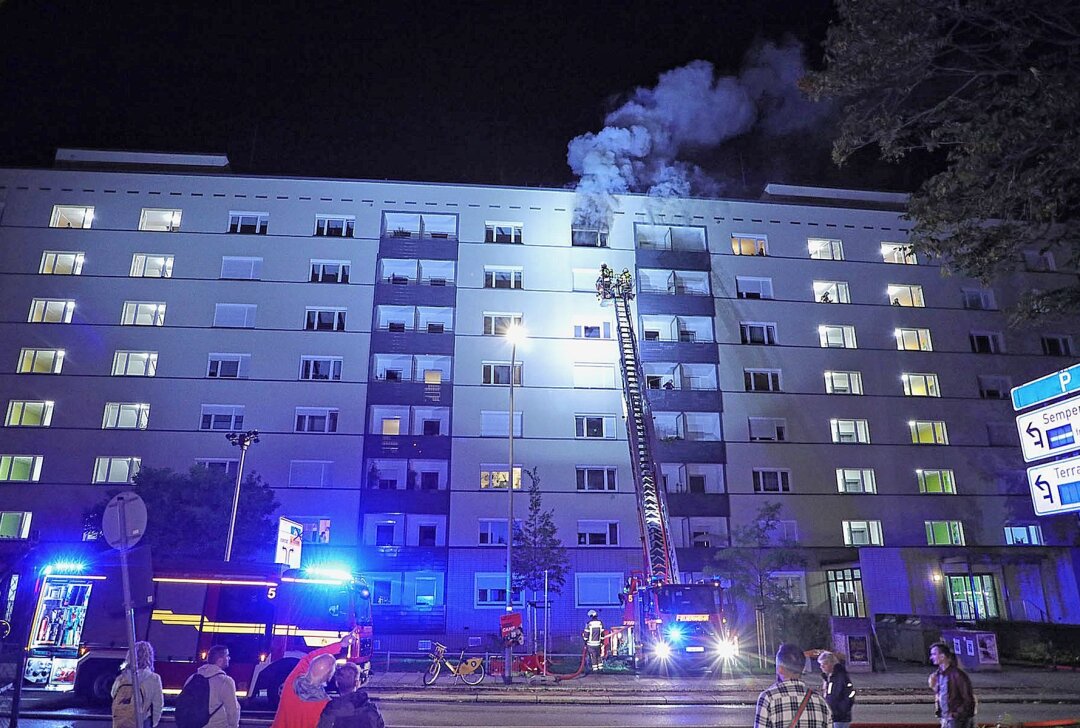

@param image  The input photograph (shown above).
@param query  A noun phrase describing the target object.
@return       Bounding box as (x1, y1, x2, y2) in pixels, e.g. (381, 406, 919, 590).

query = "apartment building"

(1, 150, 1077, 650)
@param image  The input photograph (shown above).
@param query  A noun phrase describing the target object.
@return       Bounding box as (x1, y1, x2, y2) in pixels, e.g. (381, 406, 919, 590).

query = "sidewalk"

(363, 661, 1080, 705)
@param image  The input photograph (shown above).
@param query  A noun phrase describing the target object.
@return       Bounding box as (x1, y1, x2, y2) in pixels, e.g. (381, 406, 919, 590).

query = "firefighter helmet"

(587, 610, 598, 618)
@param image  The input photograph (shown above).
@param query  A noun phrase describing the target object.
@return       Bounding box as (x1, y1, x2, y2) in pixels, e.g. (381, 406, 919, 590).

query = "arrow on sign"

(1026, 423, 1044, 448)
(1034, 475, 1054, 504)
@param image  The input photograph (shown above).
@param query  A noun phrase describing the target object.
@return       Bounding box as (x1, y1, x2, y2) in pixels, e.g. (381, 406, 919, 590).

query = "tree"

(804, 0, 1080, 320)
(513, 467, 570, 600)
(84, 465, 280, 561)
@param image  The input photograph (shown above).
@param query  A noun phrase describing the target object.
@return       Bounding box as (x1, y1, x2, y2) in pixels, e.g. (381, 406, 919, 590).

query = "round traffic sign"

(102, 491, 148, 550)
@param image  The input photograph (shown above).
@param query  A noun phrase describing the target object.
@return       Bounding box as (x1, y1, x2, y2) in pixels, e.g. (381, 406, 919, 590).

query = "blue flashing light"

(358, 586, 371, 599)
(43, 561, 86, 576)
(304, 565, 353, 583)
(665, 624, 685, 644)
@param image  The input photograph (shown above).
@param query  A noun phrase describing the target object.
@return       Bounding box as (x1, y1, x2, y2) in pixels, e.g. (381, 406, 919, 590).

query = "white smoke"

(568, 38, 828, 227)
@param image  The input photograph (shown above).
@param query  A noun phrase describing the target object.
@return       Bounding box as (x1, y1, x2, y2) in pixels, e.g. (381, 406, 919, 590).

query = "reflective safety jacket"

(582, 619, 604, 646)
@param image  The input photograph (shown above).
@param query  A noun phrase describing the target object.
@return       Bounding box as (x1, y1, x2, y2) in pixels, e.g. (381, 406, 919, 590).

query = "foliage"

(774, 607, 831, 651)
(84, 465, 280, 562)
(710, 502, 806, 611)
(805, 0, 1080, 320)
(512, 467, 569, 597)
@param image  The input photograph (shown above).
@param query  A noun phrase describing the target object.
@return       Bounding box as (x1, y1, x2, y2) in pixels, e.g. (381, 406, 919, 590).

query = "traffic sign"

(1015, 394, 1080, 462)
(1012, 363, 1080, 411)
(1027, 454, 1080, 516)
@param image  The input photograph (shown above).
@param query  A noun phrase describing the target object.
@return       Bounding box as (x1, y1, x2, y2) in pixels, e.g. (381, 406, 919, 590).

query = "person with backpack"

(315, 663, 383, 728)
(271, 632, 357, 728)
(111, 641, 163, 728)
(175, 645, 239, 728)
(817, 651, 855, 728)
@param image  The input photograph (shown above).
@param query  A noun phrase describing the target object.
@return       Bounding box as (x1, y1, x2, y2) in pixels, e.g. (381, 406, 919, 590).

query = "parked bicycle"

(422, 641, 486, 685)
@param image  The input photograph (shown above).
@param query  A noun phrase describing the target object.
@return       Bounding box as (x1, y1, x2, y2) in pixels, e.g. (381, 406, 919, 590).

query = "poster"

(276, 517, 303, 569)
(846, 635, 869, 665)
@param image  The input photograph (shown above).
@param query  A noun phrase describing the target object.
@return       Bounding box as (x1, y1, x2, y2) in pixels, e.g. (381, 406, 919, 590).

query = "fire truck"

(14, 550, 372, 705)
(597, 265, 738, 672)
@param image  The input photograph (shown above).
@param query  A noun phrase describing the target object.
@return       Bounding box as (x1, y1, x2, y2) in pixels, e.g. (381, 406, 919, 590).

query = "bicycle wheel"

(460, 660, 485, 685)
(422, 661, 442, 686)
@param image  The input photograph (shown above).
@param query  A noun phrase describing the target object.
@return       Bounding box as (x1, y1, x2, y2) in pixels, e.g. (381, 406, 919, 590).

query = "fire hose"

(553, 645, 589, 681)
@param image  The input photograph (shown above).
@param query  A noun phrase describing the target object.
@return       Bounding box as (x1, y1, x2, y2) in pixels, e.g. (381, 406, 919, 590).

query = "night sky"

(0, 1, 917, 194)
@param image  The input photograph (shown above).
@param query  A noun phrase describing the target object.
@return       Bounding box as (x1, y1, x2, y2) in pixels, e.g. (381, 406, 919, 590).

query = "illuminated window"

(731, 234, 767, 256)
(121, 301, 166, 326)
(881, 242, 917, 264)
(843, 520, 883, 546)
(314, 215, 355, 237)
(970, 331, 1005, 354)
(299, 356, 342, 381)
(213, 303, 257, 328)
(831, 419, 870, 444)
(819, 325, 857, 349)
(200, 405, 244, 431)
(483, 313, 522, 336)
(208, 354, 251, 379)
(295, 407, 339, 433)
(39, 251, 85, 275)
(896, 327, 933, 351)
(887, 283, 925, 307)
(110, 351, 157, 377)
(50, 205, 93, 229)
(577, 520, 619, 546)
(824, 371, 863, 395)
(0, 511, 32, 539)
(576, 467, 617, 492)
(0, 456, 42, 482)
(826, 567, 865, 617)
(304, 308, 347, 332)
(130, 254, 174, 278)
(139, 208, 182, 232)
(228, 211, 269, 234)
(808, 238, 843, 260)
(813, 280, 850, 304)
(836, 468, 876, 494)
(92, 456, 141, 484)
(28, 299, 75, 323)
(310, 260, 350, 283)
(902, 372, 940, 397)
(740, 322, 777, 345)
(947, 574, 998, 620)
(480, 464, 522, 490)
(917, 469, 956, 494)
(485, 222, 524, 244)
(17, 349, 64, 374)
(102, 403, 150, 430)
(753, 469, 790, 493)
(221, 256, 263, 280)
(1004, 525, 1044, 545)
(5, 401, 54, 427)
(484, 266, 524, 289)
(926, 520, 965, 546)
(909, 420, 949, 445)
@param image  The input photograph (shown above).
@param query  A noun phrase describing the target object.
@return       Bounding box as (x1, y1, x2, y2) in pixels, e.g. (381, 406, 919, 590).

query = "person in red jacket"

(271, 633, 357, 728)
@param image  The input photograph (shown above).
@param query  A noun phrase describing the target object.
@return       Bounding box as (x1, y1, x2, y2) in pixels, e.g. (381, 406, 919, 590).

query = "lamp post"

(503, 324, 525, 684)
(224, 429, 260, 561)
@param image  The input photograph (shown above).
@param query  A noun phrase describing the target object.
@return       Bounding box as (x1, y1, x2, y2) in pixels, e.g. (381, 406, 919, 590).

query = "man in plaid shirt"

(754, 643, 832, 728)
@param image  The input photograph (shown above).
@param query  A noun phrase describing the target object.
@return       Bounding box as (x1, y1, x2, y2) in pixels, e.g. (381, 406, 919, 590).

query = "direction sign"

(1012, 363, 1080, 411)
(1015, 394, 1080, 462)
(1027, 454, 1080, 516)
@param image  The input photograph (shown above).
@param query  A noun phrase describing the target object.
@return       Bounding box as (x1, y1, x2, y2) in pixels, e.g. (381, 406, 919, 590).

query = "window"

(962, 288, 996, 310)
(926, 520, 965, 546)
(573, 321, 612, 339)
(917, 469, 957, 494)
(5, 401, 54, 427)
(819, 325, 857, 349)
(948, 574, 999, 620)
(310, 260, 350, 283)
(50, 205, 94, 228)
(102, 403, 150, 430)
(888, 284, 925, 307)
(987, 422, 1018, 447)
(978, 375, 1012, 400)
(970, 331, 1005, 354)
(28, 299, 75, 323)
(808, 238, 844, 260)
(0, 511, 32, 540)
(1023, 250, 1056, 271)
(635, 224, 707, 251)
(575, 573, 624, 608)
(228, 212, 268, 234)
(573, 363, 616, 389)
(290, 517, 331, 544)
(577, 520, 619, 546)
(485, 222, 523, 244)
(843, 520, 883, 546)
(475, 572, 522, 607)
(484, 267, 524, 289)
(576, 467, 617, 492)
(753, 469, 791, 493)
(827, 568, 865, 618)
(771, 572, 807, 604)
(909, 420, 949, 445)
(731, 234, 767, 256)
(824, 371, 863, 395)
(110, 351, 157, 377)
(383, 212, 457, 239)
(200, 405, 245, 431)
(773, 520, 799, 543)
(1042, 335, 1074, 357)
(478, 519, 511, 546)
(744, 369, 782, 392)
(570, 228, 608, 247)
(39, 251, 85, 275)
(92, 456, 141, 484)
(575, 415, 616, 439)
(299, 356, 343, 381)
(902, 372, 940, 397)
(295, 407, 339, 433)
(130, 254, 174, 278)
(196, 459, 239, 478)
(139, 208, 182, 232)
(836, 468, 876, 494)
(314, 215, 355, 237)
(479, 464, 522, 490)
(0, 456, 42, 482)
(735, 277, 774, 300)
(481, 362, 522, 385)
(213, 304, 257, 328)
(813, 280, 850, 304)
(483, 313, 523, 336)
(480, 410, 523, 437)
(220, 256, 263, 280)
(121, 302, 166, 326)
(207, 353, 250, 379)
(18, 349, 65, 374)
(305, 308, 347, 332)
(289, 460, 333, 487)
(1004, 525, 1044, 545)
(749, 417, 787, 442)
(896, 327, 933, 351)
(740, 322, 777, 345)
(881, 243, 917, 264)
(831, 419, 870, 444)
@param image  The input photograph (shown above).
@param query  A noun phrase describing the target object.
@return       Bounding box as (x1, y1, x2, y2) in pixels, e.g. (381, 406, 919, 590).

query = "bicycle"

(422, 641, 486, 685)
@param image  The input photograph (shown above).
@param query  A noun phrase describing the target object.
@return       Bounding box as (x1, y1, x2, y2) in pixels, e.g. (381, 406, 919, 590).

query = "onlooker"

(929, 641, 977, 728)
(176, 645, 239, 728)
(754, 643, 831, 728)
(271, 632, 357, 728)
(111, 641, 164, 728)
(315, 663, 384, 728)
(817, 651, 855, 728)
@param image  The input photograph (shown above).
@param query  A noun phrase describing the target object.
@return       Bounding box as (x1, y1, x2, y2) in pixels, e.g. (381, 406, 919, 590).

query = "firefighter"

(582, 610, 604, 672)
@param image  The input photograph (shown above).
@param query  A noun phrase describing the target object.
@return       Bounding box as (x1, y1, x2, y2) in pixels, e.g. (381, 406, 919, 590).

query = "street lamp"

(224, 429, 260, 561)
(503, 324, 525, 684)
